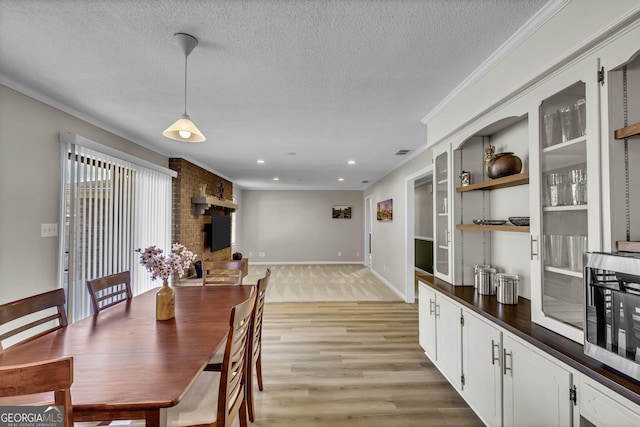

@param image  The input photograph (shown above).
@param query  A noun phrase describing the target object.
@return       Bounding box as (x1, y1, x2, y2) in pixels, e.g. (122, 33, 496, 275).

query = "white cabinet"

(579, 375, 640, 427)
(502, 334, 576, 427)
(461, 309, 502, 427)
(418, 283, 436, 358)
(433, 144, 453, 283)
(418, 282, 461, 389)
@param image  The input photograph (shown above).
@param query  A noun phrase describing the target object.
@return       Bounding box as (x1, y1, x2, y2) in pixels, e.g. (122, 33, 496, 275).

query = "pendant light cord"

(183, 54, 188, 116)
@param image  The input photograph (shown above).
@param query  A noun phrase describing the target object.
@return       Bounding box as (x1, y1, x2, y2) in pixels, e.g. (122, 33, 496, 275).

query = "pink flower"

(135, 244, 197, 281)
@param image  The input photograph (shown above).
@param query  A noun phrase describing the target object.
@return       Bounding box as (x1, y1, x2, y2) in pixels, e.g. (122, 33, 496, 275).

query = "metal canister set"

(474, 265, 519, 305)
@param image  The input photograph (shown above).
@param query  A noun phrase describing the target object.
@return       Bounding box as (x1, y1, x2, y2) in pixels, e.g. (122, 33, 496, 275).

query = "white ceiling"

(0, 0, 551, 190)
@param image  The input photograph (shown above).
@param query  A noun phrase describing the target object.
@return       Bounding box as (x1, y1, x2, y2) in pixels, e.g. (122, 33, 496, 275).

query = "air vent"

(362, 180, 369, 184)
(395, 149, 411, 155)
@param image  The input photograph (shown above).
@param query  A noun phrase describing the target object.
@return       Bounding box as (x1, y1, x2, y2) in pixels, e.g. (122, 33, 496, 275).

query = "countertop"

(419, 275, 640, 405)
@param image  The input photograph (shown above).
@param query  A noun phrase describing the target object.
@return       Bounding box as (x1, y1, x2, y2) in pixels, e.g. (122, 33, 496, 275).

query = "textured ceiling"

(0, 0, 550, 189)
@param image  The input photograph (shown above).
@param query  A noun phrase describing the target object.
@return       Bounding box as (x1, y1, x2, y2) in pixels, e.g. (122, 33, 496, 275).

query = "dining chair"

(0, 356, 74, 427)
(86, 271, 132, 314)
(202, 260, 245, 285)
(0, 288, 68, 350)
(246, 268, 271, 422)
(161, 290, 256, 427)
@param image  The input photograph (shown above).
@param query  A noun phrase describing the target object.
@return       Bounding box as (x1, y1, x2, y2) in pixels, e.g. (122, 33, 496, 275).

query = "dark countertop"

(419, 275, 640, 406)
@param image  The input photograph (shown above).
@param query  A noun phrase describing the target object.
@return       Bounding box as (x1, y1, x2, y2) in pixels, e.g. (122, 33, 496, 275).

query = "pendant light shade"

(163, 33, 205, 143)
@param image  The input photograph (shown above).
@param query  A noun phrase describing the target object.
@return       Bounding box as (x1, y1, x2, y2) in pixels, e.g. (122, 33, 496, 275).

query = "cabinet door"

(579, 374, 640, 426)
(503, 334, 573, 427)
(462, 309, 502, 427)
(529, 56, 600, 344)
(435, 294, 461, 389)
(433, 143, 453, 283)
(418, 282, 436, 359)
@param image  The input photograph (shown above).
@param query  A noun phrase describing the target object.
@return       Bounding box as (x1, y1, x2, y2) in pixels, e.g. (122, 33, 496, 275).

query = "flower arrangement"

(136, 243, 197, 282)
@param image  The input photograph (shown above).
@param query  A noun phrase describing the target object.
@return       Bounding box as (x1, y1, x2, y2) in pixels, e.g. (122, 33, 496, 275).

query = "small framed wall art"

(332, 205, 352, 219)
(377, 199, 393, 221)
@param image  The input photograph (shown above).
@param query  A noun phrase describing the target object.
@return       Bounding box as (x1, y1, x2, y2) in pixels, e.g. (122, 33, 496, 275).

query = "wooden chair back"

(0, 357, 74, 427)
(218, 290, 256, 427)
(202, 260, 245, 286)
(86, 271, 132, 314)
(246, 268, 271, 421)
(0, 289, 68, 350)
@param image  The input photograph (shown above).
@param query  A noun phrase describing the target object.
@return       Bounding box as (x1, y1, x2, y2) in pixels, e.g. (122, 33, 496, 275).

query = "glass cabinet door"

(536, 80, 591, 342)
(434, 147, 451, 281)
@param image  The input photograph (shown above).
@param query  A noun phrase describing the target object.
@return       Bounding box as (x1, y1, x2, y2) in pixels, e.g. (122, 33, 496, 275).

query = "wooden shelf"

(456, 224, 530, 233)
(616, 241, 640, 253)
(614, 122, 640, 140)
(191, 196, 239, 215)
(456, 172, 529, 193)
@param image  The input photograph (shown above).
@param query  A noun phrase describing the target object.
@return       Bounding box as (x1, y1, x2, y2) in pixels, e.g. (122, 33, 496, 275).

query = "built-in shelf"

(437, 178, 448, 185)
(543, 204, 588, 212)
(438, 212, 449, 217)
(616, 241, 640, 253)
(456, 224, 530, 233)
(191, 196, 239, 215)
(438, 245, 449, 250)
(456, 172, 529, 193)
(614, 122, 640, 140)
(541, 136, 587, 172)
(544, 266, 583, 278)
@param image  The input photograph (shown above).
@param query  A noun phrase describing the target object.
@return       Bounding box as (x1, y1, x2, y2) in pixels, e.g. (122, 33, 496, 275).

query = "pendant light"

(163, 33, 206, 143)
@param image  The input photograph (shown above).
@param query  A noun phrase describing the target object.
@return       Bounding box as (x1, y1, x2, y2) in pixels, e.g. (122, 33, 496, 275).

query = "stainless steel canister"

(476, 267, 496, 295)
(496, 273, 519, 305)
(474, 264, 491, 290)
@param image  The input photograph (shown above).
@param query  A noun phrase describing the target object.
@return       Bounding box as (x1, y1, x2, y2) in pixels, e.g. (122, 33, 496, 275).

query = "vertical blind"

(60, 137, 172, 323)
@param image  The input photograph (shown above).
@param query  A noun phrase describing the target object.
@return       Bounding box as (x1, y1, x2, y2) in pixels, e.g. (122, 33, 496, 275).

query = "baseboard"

(370, 269, 406, 301)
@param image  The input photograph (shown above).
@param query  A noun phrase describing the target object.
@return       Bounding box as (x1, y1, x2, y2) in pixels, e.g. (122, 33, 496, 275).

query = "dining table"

(0, 284, 255, 427)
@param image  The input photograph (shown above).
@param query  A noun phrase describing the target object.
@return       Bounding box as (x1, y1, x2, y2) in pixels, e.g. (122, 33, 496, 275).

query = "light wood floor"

(249, 301, 483, 426)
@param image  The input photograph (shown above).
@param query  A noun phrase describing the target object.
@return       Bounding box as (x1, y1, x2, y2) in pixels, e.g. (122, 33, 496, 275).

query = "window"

(59, 134, 174, 322)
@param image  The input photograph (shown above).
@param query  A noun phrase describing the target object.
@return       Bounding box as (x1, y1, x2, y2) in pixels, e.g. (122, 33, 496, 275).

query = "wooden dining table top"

(0, 284, 254, 425)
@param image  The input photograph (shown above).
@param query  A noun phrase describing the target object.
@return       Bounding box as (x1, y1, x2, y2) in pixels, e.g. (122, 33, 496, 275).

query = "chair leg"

(246, 360, 255, 422)
(239, 398, 249, 427)
(256, 353, 264, 391)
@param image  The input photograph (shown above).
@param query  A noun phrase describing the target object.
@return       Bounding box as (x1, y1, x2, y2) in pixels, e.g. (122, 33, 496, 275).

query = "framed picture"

(377, 199, 393, 221)
(332, 205, 352, 219)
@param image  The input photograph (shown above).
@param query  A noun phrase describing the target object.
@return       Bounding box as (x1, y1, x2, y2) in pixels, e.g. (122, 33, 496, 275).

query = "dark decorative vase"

(232, 252, 243, 260)
(487, 152, 522, 179)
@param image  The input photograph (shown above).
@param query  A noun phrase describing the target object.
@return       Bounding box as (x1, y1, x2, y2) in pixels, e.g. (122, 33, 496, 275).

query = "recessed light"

(338, 178, 345, 181)
(256, 159, 265, 164)
(347, 160, 356, 165)
(273, 177, 280, 181)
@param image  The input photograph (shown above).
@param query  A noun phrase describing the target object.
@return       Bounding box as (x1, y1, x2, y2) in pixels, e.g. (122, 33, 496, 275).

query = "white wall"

(0, 85, 168, 304)
(237, 190, 364, 263)
(364, 149, 432, 295)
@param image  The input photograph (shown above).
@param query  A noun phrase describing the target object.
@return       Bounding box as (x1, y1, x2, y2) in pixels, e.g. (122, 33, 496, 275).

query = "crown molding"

(420, 0, 570, 126)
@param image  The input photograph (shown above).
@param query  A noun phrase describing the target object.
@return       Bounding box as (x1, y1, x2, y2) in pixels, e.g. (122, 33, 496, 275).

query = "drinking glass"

(543, 112, 559, 147)
(559, 105, 576, 142)
(575, 98, 586, 137)
(568, 235, 587, 271)
(546, 234, 566, 268)
(569, 169, 587, 205)
(547, 172, 566, 207)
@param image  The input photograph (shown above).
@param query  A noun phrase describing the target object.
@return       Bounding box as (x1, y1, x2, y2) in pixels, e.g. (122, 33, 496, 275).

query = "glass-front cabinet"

(434, 144, 452, 283)
(530, 58, 602, 343)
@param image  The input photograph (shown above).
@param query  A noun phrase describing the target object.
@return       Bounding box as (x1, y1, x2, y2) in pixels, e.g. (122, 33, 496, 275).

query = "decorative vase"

(156, 280, 175, 321)
(487, 152, 522, 179)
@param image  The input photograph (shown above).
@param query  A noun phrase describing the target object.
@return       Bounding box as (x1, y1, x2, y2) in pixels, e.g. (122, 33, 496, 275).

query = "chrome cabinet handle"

(435, 303, 440, 318)
(530, 235, 539, 260)
(503, 349, 512, 375)
(429, 299, 435, 315)
(491, 340, 500, 366)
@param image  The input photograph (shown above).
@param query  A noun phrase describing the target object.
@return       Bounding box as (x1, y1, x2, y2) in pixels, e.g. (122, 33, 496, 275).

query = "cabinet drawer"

(580, 376, 640, 426)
